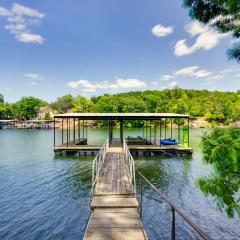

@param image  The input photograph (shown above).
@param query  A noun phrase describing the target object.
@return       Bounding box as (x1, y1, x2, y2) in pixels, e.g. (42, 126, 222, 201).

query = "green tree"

(183, 0, 240, 62)
(198, 128, 240, 217)
(0, 94, 4, 104)
(72, 95, 93, 112)
(51, 94, 73, 113)
(13, 97, 47, 120)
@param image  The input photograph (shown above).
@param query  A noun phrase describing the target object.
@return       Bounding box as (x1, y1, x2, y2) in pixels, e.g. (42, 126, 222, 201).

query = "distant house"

(37, 107, 55, 119)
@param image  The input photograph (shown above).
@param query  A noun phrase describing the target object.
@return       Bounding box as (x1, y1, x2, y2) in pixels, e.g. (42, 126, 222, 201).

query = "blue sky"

(0, 0, 239, 102)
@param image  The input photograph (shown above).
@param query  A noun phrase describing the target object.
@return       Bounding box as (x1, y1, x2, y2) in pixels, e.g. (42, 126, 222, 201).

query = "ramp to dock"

(84, 142, 147, 240)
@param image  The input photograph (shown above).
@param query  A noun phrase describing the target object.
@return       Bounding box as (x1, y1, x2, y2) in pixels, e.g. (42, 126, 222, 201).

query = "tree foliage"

(13, 97, 47, 120)
(50, 94, 73, 113)
(1, 89, 240, 122)
(72, 95, 93, 112)
(183, 0, 240, 62)
(199, 128, 240, 217)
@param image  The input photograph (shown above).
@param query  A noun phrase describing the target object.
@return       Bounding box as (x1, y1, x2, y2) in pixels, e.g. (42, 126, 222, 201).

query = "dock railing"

(138, 172, 208, 240)
(91, 138, 109, 193)
(123, 138, 136, 194)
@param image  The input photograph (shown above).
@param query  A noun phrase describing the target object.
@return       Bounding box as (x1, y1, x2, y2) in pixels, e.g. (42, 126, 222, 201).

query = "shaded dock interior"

(53, 113, 192, 155)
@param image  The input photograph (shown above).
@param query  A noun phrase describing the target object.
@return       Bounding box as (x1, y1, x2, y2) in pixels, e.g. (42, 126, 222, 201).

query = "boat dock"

(83, 139, 147, 240)
(53, 113, 193, 156)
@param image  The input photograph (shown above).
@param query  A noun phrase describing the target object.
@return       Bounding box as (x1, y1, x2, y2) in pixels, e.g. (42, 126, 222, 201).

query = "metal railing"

(123, 138, 136, 194)
(91, 138, 109, 193)
(138, 172, 208, 240)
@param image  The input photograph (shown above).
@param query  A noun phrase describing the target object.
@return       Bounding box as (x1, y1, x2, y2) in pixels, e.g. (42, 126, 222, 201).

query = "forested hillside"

(1, 88, 240, 124)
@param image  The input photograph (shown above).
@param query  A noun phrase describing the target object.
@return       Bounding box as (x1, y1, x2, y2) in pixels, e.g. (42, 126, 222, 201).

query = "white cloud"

(160, 74, 175, 81)
(168, 81, 178, 88)
(174, 21, 228, 56)
(17, 32, 44, 44)
(11, 3, 44, 18)
(0, 6, 10, 16)
(175, 65, 212, 78)
(152, 24, 173, 37)
(24, 73, 44, 81)
(0, 3, 45, 44)
(67, 78, 146, 92)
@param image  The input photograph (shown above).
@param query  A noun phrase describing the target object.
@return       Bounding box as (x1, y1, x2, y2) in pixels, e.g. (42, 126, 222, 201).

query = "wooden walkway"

(84, 147, 147, 240)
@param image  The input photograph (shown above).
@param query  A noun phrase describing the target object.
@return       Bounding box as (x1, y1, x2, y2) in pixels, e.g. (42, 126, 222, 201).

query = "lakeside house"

(37, 107, 55, 119)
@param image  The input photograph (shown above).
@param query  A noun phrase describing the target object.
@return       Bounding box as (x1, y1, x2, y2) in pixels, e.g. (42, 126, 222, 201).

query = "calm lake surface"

(0, 128, 239, 240)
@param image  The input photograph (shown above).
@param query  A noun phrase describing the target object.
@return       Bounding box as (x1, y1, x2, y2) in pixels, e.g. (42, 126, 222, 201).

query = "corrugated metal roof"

(54, 113, 189, 119)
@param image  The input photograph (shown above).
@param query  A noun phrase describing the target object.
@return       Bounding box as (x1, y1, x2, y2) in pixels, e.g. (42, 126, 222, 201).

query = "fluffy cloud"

(0, 3, 45, 44)
(17, 32, 44, 44)
(174, 21, 228, 56)
(67, 78, 146, 92)
(160, 74, 175, 81)
(152, 24, 173, 37)
(175, 66, 212, 78)
(24, 73, 44, 81)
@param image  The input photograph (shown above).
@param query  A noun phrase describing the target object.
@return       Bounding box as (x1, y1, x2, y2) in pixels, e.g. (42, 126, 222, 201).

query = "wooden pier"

(83, 140, 148, 240)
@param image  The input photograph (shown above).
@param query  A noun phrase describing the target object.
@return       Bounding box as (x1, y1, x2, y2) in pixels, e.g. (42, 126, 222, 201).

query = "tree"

(72, 95, 93, 112)
(0, 94, 4, 104)
(183, 0, 240, 62)
(13, 97, 47, 120)
(198, 128, 240, 217)
(51, 94, 73, 113)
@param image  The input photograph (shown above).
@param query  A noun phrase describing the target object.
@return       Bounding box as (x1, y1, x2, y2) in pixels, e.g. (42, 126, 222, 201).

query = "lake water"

(0, 128, 239, 240)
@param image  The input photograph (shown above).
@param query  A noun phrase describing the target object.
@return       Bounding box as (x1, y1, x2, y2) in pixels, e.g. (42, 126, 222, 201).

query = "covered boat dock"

(53, 113, 192, 155)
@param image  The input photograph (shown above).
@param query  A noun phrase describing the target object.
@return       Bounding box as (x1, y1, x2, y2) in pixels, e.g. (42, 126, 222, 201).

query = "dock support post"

(171, 207, 176, 240)
(160, 119, 162, 146)
(140, 175, 143, 219)
(178, 120, 180, 144)
(67, 118, 69, 147)
(78, 118, 80, 140)
(165, 118, 167, 139)
(188, 117, 190, 147)
(73, 117, 75, 144)
(120, 120, 123, 143)
(150, 120, 151, 143)
(54, 117, 56, 147)
(154, 121, 156, 145)
(62, 118, 64, 144)
(171, 118, 172, 139)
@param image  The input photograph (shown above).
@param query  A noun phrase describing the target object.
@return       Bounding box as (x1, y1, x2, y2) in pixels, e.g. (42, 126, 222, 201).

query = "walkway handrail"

(123, 138, 136, 193)
(91, 138, 109, 193)
(138, 172, 208, 240)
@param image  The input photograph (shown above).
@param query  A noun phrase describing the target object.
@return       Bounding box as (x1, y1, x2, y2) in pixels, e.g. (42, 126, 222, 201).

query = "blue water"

(0, 129, 239, 239)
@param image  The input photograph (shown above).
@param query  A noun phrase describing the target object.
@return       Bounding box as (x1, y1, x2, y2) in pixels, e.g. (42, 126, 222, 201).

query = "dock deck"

(54, 139, 192, 155)
(83, 146, 148, 240)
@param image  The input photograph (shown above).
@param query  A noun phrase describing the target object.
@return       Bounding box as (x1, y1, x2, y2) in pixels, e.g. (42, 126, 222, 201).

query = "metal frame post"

(160, 119, 162, 146)
(73, 117, 75, 144)
(54, 117, 56, 147)
(67, 118, 69, 147)
(165, 118, 167, 139)
(62, 118, 64, 144)
(188, 117, 190, 147)
(140, 175, 143, 219)
(78, 118, 80, 140)
(171, 118, 173, 139)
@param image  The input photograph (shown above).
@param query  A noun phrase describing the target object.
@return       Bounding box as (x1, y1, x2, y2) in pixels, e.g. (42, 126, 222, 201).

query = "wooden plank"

(84, 227, 147, 240)
(91, 196, 139, 209)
